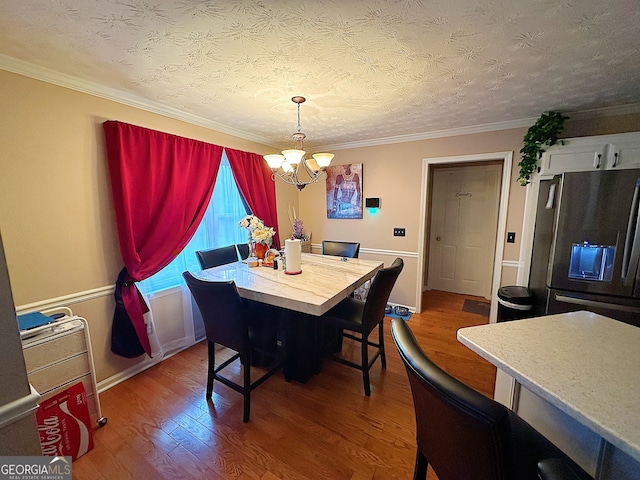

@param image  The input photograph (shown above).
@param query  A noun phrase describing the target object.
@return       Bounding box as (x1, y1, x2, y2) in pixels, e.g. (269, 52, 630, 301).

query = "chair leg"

(414, 449, 428, 480)
(379, 321, 386, 369)
(242, 354, 251, 423)
(206, 341, 215, 399)
(362, 332, 371, 396)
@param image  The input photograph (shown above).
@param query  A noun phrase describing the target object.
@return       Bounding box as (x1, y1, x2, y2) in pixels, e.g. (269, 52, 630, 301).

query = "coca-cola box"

(35, 382, 94, 461)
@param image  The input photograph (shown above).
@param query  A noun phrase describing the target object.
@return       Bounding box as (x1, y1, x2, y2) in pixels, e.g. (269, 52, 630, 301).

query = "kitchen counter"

(458, 311, 640, 478)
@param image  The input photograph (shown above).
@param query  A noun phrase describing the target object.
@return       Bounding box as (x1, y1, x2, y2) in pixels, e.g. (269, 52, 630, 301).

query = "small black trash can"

(497, 286, 534, 322)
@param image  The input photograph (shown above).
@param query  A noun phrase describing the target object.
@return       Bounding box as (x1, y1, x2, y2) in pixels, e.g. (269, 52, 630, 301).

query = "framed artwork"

(326, 163, 363, 219)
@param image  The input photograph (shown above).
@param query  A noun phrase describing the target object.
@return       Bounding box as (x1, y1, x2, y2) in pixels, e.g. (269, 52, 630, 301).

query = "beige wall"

(0, 69, 296, 382)
(1, 67, 638, 384)
(298, 113, 640, 308)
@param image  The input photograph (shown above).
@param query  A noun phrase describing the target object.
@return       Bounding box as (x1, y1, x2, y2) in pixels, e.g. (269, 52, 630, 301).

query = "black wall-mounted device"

(365, 197, 380, 208)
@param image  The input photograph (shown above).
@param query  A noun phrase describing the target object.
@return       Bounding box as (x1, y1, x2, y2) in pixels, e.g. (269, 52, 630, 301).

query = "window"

(139, 151, 248, 293)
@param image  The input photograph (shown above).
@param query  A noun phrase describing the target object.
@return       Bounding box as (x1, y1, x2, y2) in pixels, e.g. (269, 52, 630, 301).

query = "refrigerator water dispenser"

(568, 242, 616, 282)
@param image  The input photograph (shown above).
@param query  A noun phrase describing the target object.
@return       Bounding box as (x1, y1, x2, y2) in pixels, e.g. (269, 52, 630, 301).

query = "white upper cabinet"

(539, 132, 640, 176)
(539, 137, 607, 175)
(606, 133, 640, 170)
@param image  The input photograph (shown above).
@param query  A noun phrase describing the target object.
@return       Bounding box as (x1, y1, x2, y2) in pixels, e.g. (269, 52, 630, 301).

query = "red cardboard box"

(36, 382, 94, 461)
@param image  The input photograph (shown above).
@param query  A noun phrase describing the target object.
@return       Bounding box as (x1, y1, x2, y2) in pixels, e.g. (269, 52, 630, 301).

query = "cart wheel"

(97, 417, 108, 427)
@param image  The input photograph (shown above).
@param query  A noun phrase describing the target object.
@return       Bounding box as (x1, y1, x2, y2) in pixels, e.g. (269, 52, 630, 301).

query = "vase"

(249, 242, 269, 260)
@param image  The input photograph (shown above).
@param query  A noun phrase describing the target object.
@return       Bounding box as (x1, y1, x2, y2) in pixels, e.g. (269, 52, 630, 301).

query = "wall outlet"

(507, 232, 516, 243)
(394, 227, 406, 237)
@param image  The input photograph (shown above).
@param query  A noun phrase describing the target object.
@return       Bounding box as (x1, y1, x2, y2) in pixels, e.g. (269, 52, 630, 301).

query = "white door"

(427, 164, 501, 298)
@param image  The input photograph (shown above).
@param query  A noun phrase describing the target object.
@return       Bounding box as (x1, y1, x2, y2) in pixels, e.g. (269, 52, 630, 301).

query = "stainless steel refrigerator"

(0, 233, 42, 454)
(529, 169, 640, 327)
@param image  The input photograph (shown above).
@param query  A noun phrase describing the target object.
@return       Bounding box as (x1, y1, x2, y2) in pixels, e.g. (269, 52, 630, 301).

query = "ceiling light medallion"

(264, 96, 334, 191)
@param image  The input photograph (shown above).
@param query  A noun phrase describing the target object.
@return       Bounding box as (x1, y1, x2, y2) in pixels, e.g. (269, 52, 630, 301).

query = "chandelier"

(264, 96, 334, 191)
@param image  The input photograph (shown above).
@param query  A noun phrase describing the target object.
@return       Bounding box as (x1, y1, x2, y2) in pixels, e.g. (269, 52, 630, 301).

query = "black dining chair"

(195, 245, 239, 269)
(322, 240, 360, 258)
(183, 272, 283, 423)
(390, 318, 593, 480)
(319, 257, 403, 395)
(235, 243, 250, 260)
(321, 240, 362, 349)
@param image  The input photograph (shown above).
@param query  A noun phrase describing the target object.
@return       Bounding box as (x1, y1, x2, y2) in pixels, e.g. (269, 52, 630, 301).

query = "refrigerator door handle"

(555, 294, 640, 314)
(622, 179, 640, 286)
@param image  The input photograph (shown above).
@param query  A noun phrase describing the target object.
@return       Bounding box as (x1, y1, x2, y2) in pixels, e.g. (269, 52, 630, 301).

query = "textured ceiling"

(1, 0, 639, 151)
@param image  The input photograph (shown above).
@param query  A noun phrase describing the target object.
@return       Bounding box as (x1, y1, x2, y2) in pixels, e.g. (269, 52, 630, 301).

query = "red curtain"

(104, 121, 223, 357)
(226, 148, 281, 249)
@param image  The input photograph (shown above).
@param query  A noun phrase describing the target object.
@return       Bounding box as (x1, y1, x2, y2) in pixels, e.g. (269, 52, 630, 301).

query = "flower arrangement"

(288, 206, 310, 241)
(238, 214, 275, 246)
(292, 218, 305, 240)
(252, 225, 276, 245)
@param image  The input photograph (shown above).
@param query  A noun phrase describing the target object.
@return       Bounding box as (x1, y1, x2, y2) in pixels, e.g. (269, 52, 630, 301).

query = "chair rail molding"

(502, 260, 522, 269)
(309, 244, 419, 259)
(15, 285, 115, 315)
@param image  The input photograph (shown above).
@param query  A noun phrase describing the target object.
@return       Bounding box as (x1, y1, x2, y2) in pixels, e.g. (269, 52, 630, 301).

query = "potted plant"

(518, 111, 568, 186)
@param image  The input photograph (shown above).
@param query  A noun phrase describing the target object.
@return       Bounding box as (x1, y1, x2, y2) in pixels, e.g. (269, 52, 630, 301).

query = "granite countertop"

(457, 311, 640, 463)
(196, 253, 383, 316)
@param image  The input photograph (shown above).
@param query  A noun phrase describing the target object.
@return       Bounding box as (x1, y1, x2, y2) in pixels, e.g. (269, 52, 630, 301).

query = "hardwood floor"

(72, 290, 496, 480)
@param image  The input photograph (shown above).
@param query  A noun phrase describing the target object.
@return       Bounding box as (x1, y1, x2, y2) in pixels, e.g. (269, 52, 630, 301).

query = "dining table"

(196, 252, 383, 382)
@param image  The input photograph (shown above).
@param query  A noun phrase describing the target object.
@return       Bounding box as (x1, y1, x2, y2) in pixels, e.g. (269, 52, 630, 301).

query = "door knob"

(436, 236, 441, 241)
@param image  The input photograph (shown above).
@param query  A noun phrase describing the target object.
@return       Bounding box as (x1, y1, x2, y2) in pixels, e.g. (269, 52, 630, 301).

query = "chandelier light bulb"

(264, 153, 285, 170)
(312, 153, 334, 168)
(281, 159, 293, 173)
(282, 149, 305, 165)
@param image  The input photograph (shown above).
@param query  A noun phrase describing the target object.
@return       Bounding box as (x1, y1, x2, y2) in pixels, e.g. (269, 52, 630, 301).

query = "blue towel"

(17, 312, 54, 331)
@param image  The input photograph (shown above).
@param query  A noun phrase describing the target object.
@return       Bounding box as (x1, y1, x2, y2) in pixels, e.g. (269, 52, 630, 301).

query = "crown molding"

(3, 54, 639, 152)
(0, 54, 274, 147)
(319, 103, 640, 151)
(317, 117, 537, 151)
(565, 102, 640, 120)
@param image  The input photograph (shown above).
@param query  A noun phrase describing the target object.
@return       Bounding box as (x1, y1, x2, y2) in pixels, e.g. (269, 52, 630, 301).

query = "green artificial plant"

(518, 111, 568, 186)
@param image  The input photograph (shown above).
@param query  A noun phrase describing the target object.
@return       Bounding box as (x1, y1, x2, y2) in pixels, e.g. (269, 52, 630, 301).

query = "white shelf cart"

(20, 306, 107, 427)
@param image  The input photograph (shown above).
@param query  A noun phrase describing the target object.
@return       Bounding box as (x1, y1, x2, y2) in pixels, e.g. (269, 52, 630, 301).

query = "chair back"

(183, 272, 250, 353)
(391, 318, 513, 480)
(236, 243, 250, 260)
(361, 258, 403, 332)
(196, 245, 239, 269)
(322, 240, 360, 258)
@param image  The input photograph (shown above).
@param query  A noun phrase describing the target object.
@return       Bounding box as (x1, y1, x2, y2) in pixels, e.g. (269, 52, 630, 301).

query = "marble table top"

(195, 253, 383, 316)
(457, 311, 640, 463)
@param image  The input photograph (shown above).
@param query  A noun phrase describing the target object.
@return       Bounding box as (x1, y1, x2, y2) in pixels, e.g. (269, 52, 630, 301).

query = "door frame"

(416, 151, 513, 323)
(427, 163, 503, 299)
